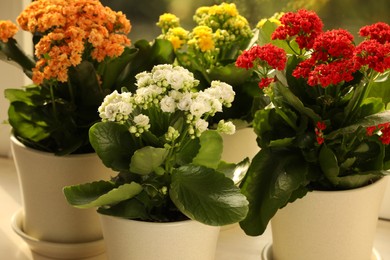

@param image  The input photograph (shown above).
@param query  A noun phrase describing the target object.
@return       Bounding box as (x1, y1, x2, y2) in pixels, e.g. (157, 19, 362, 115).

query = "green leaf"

(97, 197, 149, 220)
(327, 110, 390, 140)
(217, 158, 250, 185)
(208, 63, 252, 86)
(175, 138, 200, 165)
(239, 149, 309, 236)
(0, 38, 35, 77)
(130, 146, 168, 175)
(170, 165, 249, 226)
(192, 130, 223, 169)
(319, 145, 340, 185)
(274, 82, 322, 123)
(64, 181, 143, 209)
(100, 47, 139, 90)
(7, 102, 49, 142)
(335, 172, 384, 189)
(89, 122, 136, 171)
(68, 61, 105, 107)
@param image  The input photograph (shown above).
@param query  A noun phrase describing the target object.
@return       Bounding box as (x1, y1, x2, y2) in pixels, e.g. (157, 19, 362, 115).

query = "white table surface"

(1, 156, 389, 260)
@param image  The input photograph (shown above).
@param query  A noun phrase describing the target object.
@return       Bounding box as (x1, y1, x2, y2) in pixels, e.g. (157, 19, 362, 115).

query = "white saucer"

(261, 243, 382, 260)
(11, 209, 106, 259)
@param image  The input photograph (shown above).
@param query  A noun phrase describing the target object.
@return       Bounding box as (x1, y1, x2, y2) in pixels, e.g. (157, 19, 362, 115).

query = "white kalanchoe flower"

(160, 95, 176, 113)
(206, 80, 235, 107)
(134, 114, 150, 128)
(190, 93, 212, 117)
(98, 90, 133, 123)
(177, 92, 193, 111)
(166, 68, 186, 90)
(135, 71, 152, 88)
(194, 118, 209, 137)
(130, 114, 151, 137)
(217, 120, 236, 135)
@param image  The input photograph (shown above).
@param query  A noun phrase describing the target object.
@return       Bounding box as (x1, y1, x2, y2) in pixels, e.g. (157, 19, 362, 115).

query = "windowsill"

(1, 156, 389, 259)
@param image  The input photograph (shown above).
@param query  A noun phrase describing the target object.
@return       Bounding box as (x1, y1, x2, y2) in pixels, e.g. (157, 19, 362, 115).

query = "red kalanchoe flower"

(236, 44, 287, 71)
(359, 22, 390, 44)
(271, 9, 323, 49)
(306, 59, 357, 87)
(311, 29, 355, 61)
(366, 123, 390, 145)
(380, 125, 390, 145)
(258, 77, 275, 89)
(354, 40, 390, 73)
(315, 121, 326, 145)
(293, 29, 359, 87)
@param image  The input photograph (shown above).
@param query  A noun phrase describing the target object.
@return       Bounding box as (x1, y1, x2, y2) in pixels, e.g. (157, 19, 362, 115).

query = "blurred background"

(101, 0, 390, 41)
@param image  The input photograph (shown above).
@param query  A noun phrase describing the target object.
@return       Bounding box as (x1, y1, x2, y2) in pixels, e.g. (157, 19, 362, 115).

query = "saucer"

(261, 243, 382, 260)
(11, 209, 105, 259)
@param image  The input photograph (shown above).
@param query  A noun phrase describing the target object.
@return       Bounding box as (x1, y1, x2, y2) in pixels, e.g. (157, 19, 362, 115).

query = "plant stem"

(344, 71, 376, 125)
(49, 83, 58, 119)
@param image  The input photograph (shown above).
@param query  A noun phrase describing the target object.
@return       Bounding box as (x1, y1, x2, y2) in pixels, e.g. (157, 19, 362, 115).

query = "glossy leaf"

(239, 149, 309, 236)
(170, 165, 249, 226)
(130, 146, 168, 175)
(192, 130, 223, 169)
(89, 122, 136, 171)
(64, 181, 143, 209)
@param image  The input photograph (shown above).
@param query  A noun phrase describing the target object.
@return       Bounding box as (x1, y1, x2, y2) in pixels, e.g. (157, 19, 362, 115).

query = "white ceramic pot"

(221, 127, 259, 163)
(99, 214, 220, 260)
(10, 134, 110, 258)
(379, 175, 390, 220)
(270, 177, 388, 260)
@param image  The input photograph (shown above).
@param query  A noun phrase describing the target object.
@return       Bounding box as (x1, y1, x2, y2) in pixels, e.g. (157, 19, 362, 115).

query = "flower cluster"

(157, 3, 252, 66)
(14, 0, 131, 84)
(156, 3, 258, 124)
(0, 21, 18, 42)
(99, 64, 236, 139)
(1, 0, 137, 155)
(271, 9, 323, 49)
(237, 9, 390, 236)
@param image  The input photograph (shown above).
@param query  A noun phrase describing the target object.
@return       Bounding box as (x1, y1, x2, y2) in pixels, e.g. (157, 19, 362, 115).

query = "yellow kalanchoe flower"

(164, 27, 189, 50)
(188, 25, 215, 52)
(257, 12, 285, 28)
(156, 13, 180, 33)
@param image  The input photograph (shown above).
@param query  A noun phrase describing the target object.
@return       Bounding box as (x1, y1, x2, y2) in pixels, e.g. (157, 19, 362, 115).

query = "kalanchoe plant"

(64, 64, 250, 225)
(1, 0, 174, 155)
(236, 9, 390, 236)
(156, 3, 260, 124)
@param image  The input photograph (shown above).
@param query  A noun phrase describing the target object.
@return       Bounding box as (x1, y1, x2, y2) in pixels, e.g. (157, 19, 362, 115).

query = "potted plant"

(0, 0, 173, 258)
(63, 63, 249, 260)
(156, 3, 261, 163)
(235, 9, 390, 260)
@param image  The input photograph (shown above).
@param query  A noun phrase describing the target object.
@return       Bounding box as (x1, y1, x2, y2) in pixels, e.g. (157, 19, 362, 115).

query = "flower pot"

(99, 214, 220, 260)
(221, 127, 259, 163)
(269, 177, 388, 260)
(10, 134, 110, 258)
(379, 176, 390, 220)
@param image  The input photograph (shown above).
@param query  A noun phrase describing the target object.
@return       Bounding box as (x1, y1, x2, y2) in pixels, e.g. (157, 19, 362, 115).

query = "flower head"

(17, 0, 131, 84)
(359, 22, 390, 44)
(354, 40, 390, 73)
(0, 20, 18, 42)
(293, 29, 358, 87)
(156, 13, 180, 32)
(236, 44, 287, 71)
(271, 9, 323, 49)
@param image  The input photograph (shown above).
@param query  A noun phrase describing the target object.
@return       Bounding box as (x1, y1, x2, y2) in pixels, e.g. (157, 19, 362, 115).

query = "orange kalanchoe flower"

(0, 20, 18, 42)
(16, 0, 131, 84)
